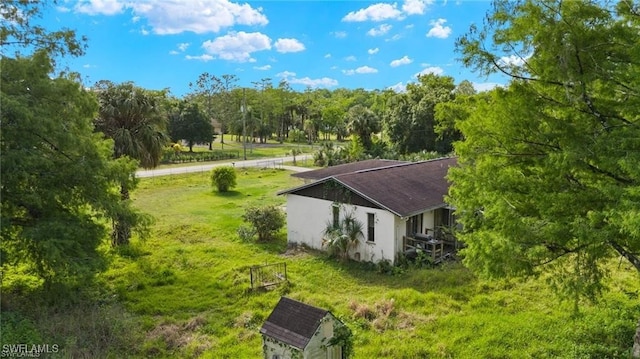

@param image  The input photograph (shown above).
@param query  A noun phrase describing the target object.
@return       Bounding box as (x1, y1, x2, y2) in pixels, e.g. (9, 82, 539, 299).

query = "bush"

(241, 205, 285, 241)
(210, 166, 237, 192)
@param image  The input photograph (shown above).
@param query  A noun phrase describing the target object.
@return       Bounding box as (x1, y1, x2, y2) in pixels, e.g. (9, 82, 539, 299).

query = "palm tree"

(346, 104, 380, 151)
(94, 81, 169, 246)
(322, 211, 364, 262)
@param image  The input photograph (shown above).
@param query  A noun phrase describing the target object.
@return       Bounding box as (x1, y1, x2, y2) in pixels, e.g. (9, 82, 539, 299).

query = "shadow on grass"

(297, 251, 479, 295)
(213, 190, 243, 198)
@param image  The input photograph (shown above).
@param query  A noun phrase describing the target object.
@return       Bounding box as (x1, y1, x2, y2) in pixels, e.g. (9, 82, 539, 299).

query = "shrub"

(210, 166, 237, 192)
(236, 225, 257, 241)
(241, 205, 285, 241)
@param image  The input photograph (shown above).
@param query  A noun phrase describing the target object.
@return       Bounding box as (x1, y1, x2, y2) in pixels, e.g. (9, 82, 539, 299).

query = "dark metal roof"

(281, 157, 457, 218)
(260, 297, 330, 350)
(292, 159, 407, 181)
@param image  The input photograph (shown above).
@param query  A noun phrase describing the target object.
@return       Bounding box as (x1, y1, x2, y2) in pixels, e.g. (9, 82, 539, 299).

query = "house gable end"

(288, 179, 383, 210)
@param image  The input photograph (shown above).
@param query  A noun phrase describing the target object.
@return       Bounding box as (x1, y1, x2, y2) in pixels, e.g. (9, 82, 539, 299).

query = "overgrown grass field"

(3, 168, 639, 358)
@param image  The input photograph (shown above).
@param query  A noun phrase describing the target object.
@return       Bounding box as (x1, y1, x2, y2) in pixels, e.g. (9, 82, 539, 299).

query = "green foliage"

(241, 205, 285, 241)
(168, 100, 214, 151)
(322, 211, 364, 262)
(236, 225, 257, 241)
(80, 168, 639, 358)
(451, 0, 640, 304)
(0, 52, 138, 285)
(1, 1, 86, 58)
(384, 74, 457, 154)
(161, 148, 239, 164)
(327, 321, 354, 359)
(346, 104, 380, 150)
(93, 80, 170, 246)
(94, 80, 170, 169)
(210, 166, 237, 192)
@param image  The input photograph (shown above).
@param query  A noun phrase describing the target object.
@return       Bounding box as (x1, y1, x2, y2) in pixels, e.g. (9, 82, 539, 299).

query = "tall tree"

(1, 52, 138, 285)
(384, 74, 456, 154)
(451, 0, 640, 351)
(93, 81, 169, 246)
(346, 104, 380, 150)
(189, 72, 222, 149)
(168, 100, 214, 152)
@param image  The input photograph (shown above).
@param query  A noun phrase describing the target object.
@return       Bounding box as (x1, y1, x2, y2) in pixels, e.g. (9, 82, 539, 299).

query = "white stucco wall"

(286, 194, 399, 263)
(286, 194, 334, 251)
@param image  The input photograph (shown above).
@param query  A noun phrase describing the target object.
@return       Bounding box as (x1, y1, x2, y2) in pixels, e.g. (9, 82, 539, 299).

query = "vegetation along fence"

(161, 150, 240, 164)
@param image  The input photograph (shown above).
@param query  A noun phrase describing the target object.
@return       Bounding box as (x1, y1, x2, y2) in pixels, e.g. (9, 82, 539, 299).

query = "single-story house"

(278, 157, 459, 264)
(260, 297, 345, 359)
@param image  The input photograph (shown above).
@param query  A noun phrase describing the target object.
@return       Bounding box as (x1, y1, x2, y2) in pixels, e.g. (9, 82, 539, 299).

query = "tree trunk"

(112, 185, 131, 246)
(633, 318, 640, 358)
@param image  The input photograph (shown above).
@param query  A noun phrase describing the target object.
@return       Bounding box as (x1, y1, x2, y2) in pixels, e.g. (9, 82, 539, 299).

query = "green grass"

(3, 167, 639, 358)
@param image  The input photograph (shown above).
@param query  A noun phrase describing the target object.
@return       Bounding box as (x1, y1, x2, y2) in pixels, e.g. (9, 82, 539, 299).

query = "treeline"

(170, 72, 478, 161)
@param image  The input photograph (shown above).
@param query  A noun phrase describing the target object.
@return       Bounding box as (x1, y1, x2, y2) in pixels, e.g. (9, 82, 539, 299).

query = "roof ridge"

(342, 156, 455, 176)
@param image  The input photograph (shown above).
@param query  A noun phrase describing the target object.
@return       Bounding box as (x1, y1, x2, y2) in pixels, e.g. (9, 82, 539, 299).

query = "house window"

(367, 213, 375, 242)
(406, 214, 423, 236)
(332, 204, 340, 228)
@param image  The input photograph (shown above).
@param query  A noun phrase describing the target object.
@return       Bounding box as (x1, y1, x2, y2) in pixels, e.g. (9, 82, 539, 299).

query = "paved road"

(135, 154, 314, 178)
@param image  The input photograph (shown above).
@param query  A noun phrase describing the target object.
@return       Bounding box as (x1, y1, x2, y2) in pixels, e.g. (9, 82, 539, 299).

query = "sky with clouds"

(45, 0, 507, 96)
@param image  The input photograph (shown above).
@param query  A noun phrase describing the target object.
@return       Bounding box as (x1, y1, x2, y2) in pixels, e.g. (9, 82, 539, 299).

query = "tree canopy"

(450, 0, 640, 301)
(93, 80, 169, 245)
(0, 52, 138, 284)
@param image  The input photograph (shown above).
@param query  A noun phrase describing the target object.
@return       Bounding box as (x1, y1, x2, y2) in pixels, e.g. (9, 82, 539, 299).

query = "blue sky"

(43, 0, 505, 97)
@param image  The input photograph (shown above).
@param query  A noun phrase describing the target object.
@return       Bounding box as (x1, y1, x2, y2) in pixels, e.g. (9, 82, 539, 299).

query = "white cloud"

(342, 3, 403, 22)
(253, 64, 271, 70)
(388, 82, 407, 93)
(345, 55, 357, 61)
(368, 48, 379, 55)
(405, 24, 415, 29)
(324, 53, 332, 58)
(343, 66, 378, 75)
(169, 50, 179, 55)
(202, 31, 271, 62)
(74, 0, 125, 15)
(126, 0, 268, 34)
(426, 18, 452, 39)
(473, 82, 503, 92)
(414, 66, 444, 77)
(498, 55, 529, 67)
(367, 23, 392, 37)
(276, 71, 296, 78)
(274, 38, 305, 53)
(288, 77, 339, 88)
(402, 0, 433, 15)
(386, 34, 402, 42)
(332, 31, 347, 38)
(178, 42, 189, 51)
(390, 55, 412, 67)
(185, 54, 214, 61)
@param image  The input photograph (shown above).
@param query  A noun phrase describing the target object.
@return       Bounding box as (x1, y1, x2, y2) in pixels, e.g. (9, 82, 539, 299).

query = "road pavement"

(135, 154, 314, 178)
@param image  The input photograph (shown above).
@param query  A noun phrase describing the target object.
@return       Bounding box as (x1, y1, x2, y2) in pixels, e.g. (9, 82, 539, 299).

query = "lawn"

(2, 167, 638, 358)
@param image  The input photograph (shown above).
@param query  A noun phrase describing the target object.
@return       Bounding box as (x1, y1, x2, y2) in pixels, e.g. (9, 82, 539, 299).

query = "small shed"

(260, 297, 345, 359)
